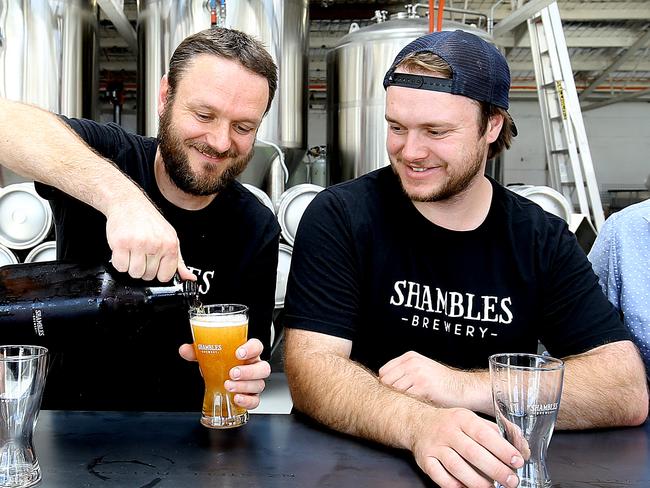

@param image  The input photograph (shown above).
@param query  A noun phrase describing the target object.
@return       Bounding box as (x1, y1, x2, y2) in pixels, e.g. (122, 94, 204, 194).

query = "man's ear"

(486, 113, 504, 144)
(158, 74, 170, 117)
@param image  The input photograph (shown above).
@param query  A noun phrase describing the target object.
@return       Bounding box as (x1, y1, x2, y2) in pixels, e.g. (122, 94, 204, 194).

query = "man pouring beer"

(0, 28, 277, 412)
(282, 30, 649, 488)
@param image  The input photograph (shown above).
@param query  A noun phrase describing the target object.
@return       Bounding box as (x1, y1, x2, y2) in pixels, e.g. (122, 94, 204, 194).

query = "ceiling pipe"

(437, 0, 446, 32)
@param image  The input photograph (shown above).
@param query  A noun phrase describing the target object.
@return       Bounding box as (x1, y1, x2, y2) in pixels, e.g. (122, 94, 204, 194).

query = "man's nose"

(400, 131, 428, 163)
(206, 122, 232, 154)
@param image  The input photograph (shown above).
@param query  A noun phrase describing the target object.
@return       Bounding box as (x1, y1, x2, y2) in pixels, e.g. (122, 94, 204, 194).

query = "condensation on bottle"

(0, 261, 199, 348)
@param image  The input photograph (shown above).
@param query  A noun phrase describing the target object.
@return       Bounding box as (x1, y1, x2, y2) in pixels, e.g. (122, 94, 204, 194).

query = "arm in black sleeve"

(283, 189, 362, 339)
(538, 223, 632, 357)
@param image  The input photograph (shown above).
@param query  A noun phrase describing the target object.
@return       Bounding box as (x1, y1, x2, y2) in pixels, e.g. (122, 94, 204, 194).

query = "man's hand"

(179, 338, 270, 410)
(105, 199, 195, 282)
(379, 351, 491, 413)
(411, 407, 523, 488)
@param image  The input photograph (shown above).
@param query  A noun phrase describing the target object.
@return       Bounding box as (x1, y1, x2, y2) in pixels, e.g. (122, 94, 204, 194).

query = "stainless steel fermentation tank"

(0, 0, 98, 117)
(137, 0, 309, 196)
(327, 13, 492, 183)
(0, 0, 99, 187)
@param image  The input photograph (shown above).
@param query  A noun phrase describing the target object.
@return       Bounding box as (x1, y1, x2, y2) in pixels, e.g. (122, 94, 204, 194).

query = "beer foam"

(191, 314, 248, 328)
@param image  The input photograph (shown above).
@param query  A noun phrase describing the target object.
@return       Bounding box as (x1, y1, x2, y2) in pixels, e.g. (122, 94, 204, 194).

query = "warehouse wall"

(307, 99, 650, 193)
(504, 100, 650, 190)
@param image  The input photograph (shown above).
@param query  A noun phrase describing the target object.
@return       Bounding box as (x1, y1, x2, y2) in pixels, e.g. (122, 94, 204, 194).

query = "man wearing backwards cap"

(283, 30, 648, 487)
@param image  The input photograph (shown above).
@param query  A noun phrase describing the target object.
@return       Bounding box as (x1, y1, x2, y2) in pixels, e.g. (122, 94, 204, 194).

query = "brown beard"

(391, 141, 487, 203)
(157, 104, 253, 196)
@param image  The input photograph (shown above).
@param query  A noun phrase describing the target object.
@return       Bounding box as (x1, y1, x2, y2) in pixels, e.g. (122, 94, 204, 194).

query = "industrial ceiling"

(99, 0, 650, 113)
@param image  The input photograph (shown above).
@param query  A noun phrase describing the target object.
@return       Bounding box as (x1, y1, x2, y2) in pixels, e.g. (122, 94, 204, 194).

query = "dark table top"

(33, 411, 649, 487)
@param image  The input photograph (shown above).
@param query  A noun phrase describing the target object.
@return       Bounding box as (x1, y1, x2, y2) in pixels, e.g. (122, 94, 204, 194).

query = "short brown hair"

(478, 103, 515, 160)
(167, 28, 278, 113)
(395, 52, 513, 160)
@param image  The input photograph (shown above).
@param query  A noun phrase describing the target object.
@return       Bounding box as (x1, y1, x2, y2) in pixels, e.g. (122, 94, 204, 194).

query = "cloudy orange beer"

(190, 304, 249, 428)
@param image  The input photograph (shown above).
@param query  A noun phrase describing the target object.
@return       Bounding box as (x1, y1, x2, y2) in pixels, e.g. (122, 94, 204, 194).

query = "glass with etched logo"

(1, 346, 48, 488)
(489, 353, 564, 488)
(190, 304, 249, 429)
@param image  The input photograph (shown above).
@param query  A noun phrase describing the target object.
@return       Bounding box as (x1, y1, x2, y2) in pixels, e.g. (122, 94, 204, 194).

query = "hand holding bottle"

(105, 197, 195, 283)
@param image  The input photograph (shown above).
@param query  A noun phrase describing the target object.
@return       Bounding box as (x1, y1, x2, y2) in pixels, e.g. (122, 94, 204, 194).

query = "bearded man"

(0, 28, 278, 411)
(283, 30, 648, 488)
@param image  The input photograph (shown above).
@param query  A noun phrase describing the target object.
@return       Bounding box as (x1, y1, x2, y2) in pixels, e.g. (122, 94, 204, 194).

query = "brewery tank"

(137, 0, 308, 182)
(327, 14, 492, 183)
(0, 0, 98, 118)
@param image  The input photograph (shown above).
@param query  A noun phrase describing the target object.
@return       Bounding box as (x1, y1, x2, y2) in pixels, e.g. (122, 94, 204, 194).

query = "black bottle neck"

(143, 278, 199, 312)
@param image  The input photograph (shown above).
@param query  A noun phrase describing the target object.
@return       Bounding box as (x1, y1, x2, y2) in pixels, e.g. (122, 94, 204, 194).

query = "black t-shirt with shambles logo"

(34, 118, 280, 411)
(283, 167, 630, 373)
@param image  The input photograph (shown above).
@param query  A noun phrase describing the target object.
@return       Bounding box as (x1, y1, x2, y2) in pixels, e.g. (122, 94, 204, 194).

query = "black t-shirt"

(35, 118, 280, 411)
(283, 167, 630, 373)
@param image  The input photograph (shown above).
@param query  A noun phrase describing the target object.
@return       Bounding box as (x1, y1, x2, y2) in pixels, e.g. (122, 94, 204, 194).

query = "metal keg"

(0, 244, 19, 266)
(275, 243, 293, 309)
(0, 183, 53, 250)
(24, 241, 57, 263)
(277, 184, 325, 245)
(242, 184, 276, 215)
(509, 185, 573, 223)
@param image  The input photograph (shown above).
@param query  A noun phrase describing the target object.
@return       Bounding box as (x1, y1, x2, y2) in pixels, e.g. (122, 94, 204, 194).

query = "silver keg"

(275, 243, 293, 309)
(24, 241, 57, 263)
(509, 185, 573, 222)
(0, 244, 19, 266)
(0, 183, 53, 250)
(277, 184, 325, 245)
(242, 184, 276, 215)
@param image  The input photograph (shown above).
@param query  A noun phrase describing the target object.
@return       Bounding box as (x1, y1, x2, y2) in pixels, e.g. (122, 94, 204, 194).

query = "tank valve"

(372, 10, 388, 23)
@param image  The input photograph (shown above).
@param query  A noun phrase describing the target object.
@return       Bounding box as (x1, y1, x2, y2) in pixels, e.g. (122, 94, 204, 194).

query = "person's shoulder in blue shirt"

(589, 199, 650, 377)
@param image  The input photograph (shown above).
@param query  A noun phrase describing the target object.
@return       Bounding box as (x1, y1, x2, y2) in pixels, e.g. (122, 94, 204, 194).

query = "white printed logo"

(32, 309, 45, 336)
(389, 279, 514, 340)
(197, 343, 222, 354)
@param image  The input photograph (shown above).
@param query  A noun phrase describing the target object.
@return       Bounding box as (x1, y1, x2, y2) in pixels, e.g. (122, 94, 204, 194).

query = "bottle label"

(32, 308, 45, 337)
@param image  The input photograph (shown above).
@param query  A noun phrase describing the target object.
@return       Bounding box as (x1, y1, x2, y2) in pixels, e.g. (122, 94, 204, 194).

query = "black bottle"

(0, 261, 199, 348)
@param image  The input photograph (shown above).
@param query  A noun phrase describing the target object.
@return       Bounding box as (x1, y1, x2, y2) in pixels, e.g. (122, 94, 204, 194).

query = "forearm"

(377, 351, 494, 415)
(450, 368, 493, 415)
(285, 333, 429, 450)
(284, 329, 528, 487)
(0, 98, 148, 216)
(425, 367, 493, 414)
(556, 341, 649, 429)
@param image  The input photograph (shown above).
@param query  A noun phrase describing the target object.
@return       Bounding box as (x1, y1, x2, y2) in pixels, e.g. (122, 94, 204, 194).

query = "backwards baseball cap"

(384, 30, 515, 130)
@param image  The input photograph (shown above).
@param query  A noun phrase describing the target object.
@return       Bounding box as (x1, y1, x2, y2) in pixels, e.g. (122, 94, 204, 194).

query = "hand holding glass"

(0, 346, 48, 488)
(190, 304, 249, 429)
(489, 353, 564, 488)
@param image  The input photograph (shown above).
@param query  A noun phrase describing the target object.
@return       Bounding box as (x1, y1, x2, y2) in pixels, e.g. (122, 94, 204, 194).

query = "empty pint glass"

(489, 353, 564, 488)
(190, 304, 249, 429)
(0, 346, 48, 488)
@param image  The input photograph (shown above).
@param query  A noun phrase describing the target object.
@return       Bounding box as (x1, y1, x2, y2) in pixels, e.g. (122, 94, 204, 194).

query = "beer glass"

(0, 346, 48, 488)
(190, 304, 249, 429)
(489, 353, 564, 488)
